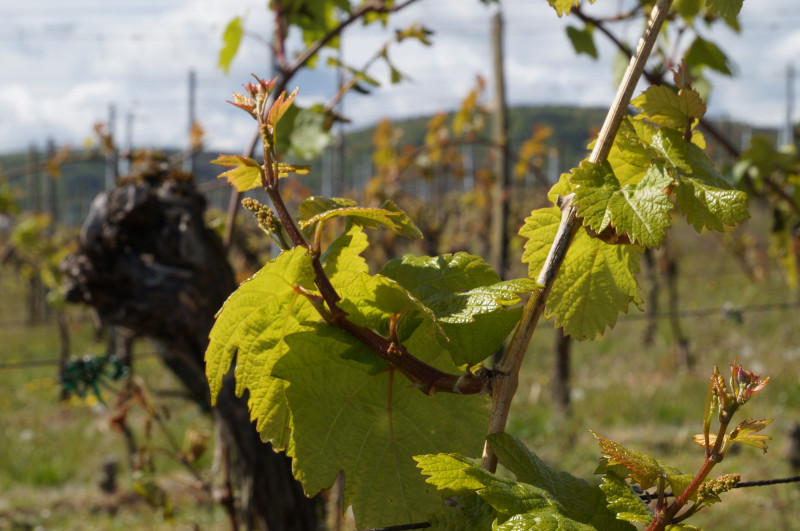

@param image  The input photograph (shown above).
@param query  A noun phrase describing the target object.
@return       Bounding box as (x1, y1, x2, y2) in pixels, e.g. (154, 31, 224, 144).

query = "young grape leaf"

(205, 247, 317, 448)
(592, 432, 663, 489)
(592, 432, 691, 496)
(631, 85, 706, 129)
(730, 419, 773, 453)
(651, 128, 749, 231)
(212, 155, 263, 192)
(218, 16, 243, 74)
(520, 206, 641, 339)
(694, 418, 773, 453)
(487, 433, 635, 531)
(547, 0, 596, 17)
(599, 475, 653, 525)
(298, 197, 423, 239)
(275, 329, 490, 529)
(571, 160, 674, 248)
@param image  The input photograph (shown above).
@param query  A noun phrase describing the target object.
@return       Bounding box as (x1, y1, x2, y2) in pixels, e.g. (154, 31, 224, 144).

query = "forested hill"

(1, 104, 767, 225)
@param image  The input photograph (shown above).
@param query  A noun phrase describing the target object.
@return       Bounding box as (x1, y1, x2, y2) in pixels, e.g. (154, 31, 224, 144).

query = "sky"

(2, 0, 800, 157)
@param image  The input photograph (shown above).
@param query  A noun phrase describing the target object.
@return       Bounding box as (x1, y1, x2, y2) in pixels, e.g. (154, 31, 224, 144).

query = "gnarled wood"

(62, 161, 319, 530)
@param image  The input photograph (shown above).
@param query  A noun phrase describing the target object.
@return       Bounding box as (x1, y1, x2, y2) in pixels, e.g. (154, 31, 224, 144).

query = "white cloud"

(2, 0, 800, 155)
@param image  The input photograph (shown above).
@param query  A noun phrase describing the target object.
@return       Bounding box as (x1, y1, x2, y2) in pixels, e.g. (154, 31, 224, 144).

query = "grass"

(1, 205, 799, 530)
(0, 278, 226, 530)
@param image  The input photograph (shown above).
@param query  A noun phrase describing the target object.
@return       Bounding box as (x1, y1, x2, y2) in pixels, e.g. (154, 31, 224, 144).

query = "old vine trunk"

(61, 162, 319, 530)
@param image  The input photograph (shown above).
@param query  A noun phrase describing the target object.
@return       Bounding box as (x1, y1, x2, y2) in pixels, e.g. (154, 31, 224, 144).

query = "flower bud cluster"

(697, 473, 740, 502)
(242, 197, 281, 234)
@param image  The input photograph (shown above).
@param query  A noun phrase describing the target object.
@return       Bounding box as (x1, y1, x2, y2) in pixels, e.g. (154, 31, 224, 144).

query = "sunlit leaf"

(205, 247, 317, 449)
(218, 16, 243, 74)
(212, 155, 263, 192)
(520, 207, 641, 339)
(631, 85, 706, 129)
(571, 160, 674, 248)
(275, 329, 489, 528)
(299, 197, 423, 239)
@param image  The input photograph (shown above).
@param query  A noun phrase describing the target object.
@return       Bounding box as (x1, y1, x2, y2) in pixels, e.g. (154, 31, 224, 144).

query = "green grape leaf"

(674, 177, 749, 232)
(280, 0, 351, 63)
(381, 252, 501, 298)
(417, 439, 630, 530)
(674, 0, 702, 20)
(487, 433, 635, 530)
(606, 118, 660, 187)
(414, 453, 490, 493)
(599, 475, 654, 525)
(381, 253, 537, 366)
(706, 0, 744, 18)
(416, 453, 557, 517)
(218, 16, 243, 74)
(520, 207, 641, 339)
(494, 511, 596, 530)
(299, 197, 423, 239)
(399, 310, 519, 370)
(336, 271, 439, 333)
(548, 172, 575, 204)
(287, 105, 333, 160)
(566, 25, 598, 59)
(321, 223, 369, 287)
(205, 247, 317, 449)
(380, 253, 537, 324)
(685, 36, 734, 76)
(548, 0, 596, 17)
(427, 494, 496, 531)
(665, 472, 696, 502)
(275, 330, 489, 529)
(212, 155, 263, 192)
(571, 160, 674, 248)
(631, 85, 706, 129)
(651, 128, 749, 231)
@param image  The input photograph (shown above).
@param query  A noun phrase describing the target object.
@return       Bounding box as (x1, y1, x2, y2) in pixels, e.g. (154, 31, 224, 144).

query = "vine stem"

(222, 0, 424, 250)
(575, 5, 800, 218)
(480, 0, 675, 472)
